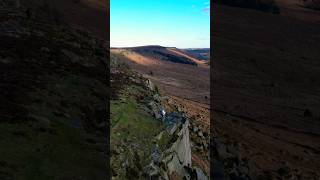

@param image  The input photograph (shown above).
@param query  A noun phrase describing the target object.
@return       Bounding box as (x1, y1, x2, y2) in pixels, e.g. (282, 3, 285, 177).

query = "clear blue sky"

(110, 0, 210, 48)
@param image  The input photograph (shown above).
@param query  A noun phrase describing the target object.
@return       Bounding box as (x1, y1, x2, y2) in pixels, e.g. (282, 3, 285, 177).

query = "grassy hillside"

(110, 81, 164, 179)
(122, 46, 198, 66)
(110, 47, 210, 106)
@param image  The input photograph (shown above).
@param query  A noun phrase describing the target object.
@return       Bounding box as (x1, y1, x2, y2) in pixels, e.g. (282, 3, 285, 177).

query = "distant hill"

(112, 46, 207, 66)
(182, 48, 210, 61)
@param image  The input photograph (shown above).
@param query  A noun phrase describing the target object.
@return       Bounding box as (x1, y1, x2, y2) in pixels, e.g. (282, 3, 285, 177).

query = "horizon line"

(110, 45, 210, 49)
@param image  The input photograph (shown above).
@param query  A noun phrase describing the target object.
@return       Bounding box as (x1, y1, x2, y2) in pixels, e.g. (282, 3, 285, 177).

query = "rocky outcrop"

(145, 79, 155, 91)
(141, 80, 208, 180)
(163, 118, 192, 177)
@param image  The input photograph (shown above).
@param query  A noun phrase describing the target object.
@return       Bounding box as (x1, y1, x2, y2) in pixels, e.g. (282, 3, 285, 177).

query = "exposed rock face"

(164, 119, 192, 176)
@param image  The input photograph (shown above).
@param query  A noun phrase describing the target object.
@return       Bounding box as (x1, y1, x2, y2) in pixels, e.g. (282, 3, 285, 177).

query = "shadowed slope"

(0, 9, 108, 179)
(212, 3, 320, 179)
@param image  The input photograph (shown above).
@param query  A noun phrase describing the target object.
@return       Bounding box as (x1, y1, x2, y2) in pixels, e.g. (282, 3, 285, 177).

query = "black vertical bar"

(106, 0, 111, 179)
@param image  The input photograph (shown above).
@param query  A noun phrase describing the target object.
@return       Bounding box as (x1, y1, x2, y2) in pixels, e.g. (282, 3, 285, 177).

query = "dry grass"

(111, 48, 210, 106)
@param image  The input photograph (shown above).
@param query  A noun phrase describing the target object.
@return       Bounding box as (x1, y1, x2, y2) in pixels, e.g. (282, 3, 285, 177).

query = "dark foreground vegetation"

(0, 2, 108, 179)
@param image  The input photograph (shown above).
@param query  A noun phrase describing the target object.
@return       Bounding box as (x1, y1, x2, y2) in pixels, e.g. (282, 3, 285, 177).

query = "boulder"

(148, 101, 162, 120)
(166, 123, 178, 135)
(144, 162, 160, 178)
(198, 130, 204, 138)
(193, 126, 199, 133)
(155, 131, 165, 140)
(195, 167, 209, 180)
(177, 106, 182, 112)
(153, 94, 161, 102)
(151, 145, 161, 164)
(154, 110, 162, 120)
(164, 112, 185, 126)
(145, 79, 155, 91)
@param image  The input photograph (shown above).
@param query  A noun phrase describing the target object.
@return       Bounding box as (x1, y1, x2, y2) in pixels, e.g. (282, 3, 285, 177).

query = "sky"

(110, 0, 210, 48)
